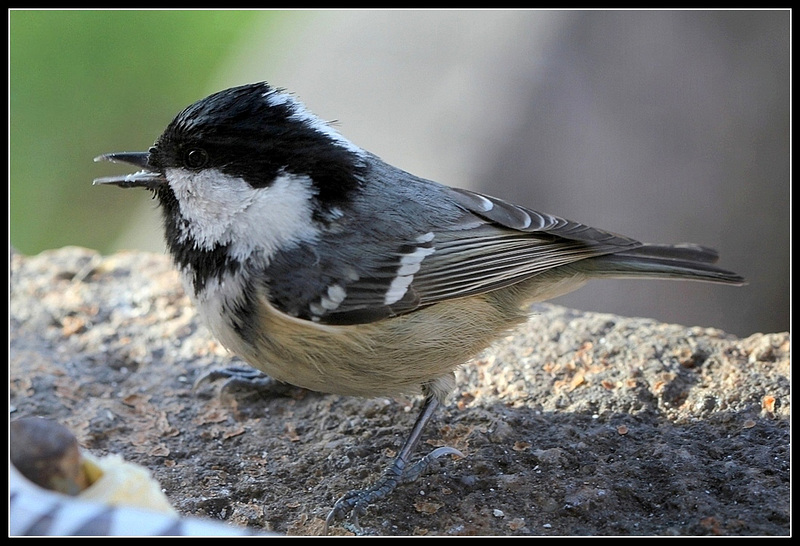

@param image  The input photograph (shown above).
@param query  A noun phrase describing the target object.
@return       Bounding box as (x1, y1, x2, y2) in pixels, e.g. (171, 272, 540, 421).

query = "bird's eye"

(184, 148, 209, 169)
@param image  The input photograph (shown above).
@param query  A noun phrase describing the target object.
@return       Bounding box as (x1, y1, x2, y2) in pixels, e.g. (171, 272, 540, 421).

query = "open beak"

(93, 152, 166, 189)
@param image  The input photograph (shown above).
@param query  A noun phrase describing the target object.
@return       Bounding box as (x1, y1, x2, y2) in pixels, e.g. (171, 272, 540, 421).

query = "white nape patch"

(166, 168, 320, 262)
(263, 90, 364, 156)
(384, 233, 436, 305)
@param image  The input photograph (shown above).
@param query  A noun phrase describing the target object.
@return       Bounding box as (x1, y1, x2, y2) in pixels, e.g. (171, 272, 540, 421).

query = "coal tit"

(94, 82, 744, 531)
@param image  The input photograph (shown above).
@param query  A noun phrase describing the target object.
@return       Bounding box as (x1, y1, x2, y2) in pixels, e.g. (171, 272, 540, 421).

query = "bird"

(93, 81, 744, 532)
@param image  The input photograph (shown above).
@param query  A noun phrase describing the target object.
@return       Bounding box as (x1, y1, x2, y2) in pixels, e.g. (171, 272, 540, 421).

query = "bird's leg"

(323, 396, 463, 534)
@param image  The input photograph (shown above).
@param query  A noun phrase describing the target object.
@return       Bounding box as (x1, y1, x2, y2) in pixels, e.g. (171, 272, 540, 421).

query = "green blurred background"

(10, 10, 291, 254)
(9, 10, 789, 337)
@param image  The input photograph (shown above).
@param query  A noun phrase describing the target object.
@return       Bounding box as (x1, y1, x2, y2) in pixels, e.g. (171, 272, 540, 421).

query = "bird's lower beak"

(93, 152, 166, 189)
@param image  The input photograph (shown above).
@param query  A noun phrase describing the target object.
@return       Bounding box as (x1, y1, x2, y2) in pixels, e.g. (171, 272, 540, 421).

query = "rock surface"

(10, 247, 790, 536)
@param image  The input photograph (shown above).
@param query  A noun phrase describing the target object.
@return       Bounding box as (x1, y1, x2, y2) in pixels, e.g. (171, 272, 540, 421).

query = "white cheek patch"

(167, 168, 249, 248)
(167, 168, 320, 261)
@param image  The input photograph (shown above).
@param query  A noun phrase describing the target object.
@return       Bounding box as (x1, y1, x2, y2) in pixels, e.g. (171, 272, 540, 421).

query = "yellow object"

(79, 453, 176, 515)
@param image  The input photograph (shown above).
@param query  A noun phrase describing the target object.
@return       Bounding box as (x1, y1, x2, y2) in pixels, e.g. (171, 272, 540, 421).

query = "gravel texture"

(10, 247, 790, 536)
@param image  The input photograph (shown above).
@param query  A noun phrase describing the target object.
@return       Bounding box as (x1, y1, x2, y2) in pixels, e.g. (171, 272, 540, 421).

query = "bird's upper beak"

(93, 151, 166, 189)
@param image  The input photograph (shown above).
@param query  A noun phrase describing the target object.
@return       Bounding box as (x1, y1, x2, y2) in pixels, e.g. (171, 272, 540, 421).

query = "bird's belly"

(192, 277, 526, 399)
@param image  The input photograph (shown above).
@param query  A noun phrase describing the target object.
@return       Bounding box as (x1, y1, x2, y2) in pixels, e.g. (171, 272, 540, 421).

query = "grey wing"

(411, 187, 642, 303)
(263, 186, 642, 325)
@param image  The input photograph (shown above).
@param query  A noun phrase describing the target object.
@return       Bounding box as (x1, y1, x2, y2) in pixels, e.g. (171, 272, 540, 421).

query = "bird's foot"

(193, 366, 297, 399)
(323, 446, 462, 535)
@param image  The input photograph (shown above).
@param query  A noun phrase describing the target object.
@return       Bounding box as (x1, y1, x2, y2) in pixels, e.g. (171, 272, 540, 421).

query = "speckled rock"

(10, 247, 790, 536)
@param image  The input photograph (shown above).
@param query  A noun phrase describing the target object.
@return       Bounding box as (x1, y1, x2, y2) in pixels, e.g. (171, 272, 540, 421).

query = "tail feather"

(582, 243, 745, 285)
(621, 243, 721, 264)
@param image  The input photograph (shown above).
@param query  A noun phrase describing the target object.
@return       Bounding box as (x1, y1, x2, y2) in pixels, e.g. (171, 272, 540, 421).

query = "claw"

(322, 446, 462, 534)
(322, 395, 463, 535)
(193, 366, 296, 398)
(192, 366, 262, 390)
(401, 446, 464, 484)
